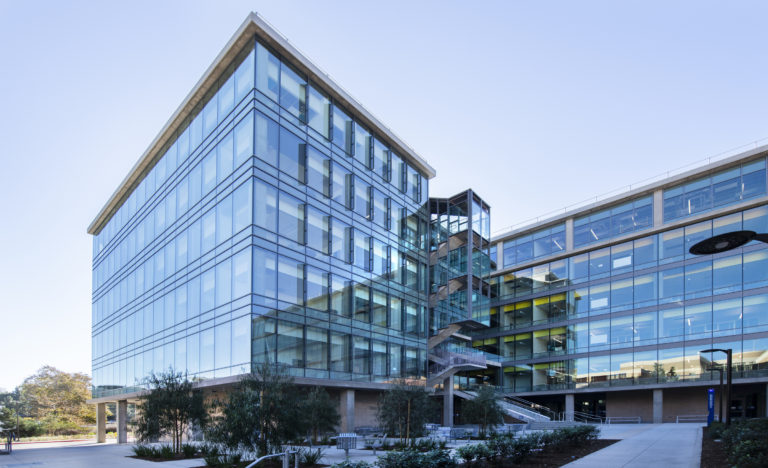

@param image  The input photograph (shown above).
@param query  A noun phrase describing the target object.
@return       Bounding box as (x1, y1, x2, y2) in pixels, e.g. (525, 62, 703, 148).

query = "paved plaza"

(0, 423, 704, 467)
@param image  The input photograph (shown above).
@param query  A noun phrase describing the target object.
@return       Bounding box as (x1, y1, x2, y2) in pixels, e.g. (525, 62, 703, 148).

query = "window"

(308, 85, 330, 138)
(253, 247, 277, 299)
(277, 257, 303, 305)
(372, 189, 388, 228)
(373, 138, 388, 180)
(254, 179, 278, 232)
(306, 146, 330, 197)
(353, 283, 370, 323)
(330, 276, 350, 317)
(306, 327, 328, 369)
(664, 158, 767, 222)
(306, 207, 329, 254)
(233, 248, 251, 299)
(372, 290, 387, 327)
(353, 123, 371, 168)
(277, 322, 303, 368)
(353, 337, 370, 374)
(330, 332, 349, 372)
(574, 197, 652, 247)
(256, 43, 279, 102)
(354, 177, 370, 219)
(234, 112, 253, 166)
(215, 258, 232, 306)
(234, 47, 254, 101)
(331, 218, 350, 262)
(279, 63, 306, 120)
(217, 133, 233, 184)
(372, 341, 387, 376)
(332, 162, 351, 207)
(255, 112, 279, 166)
(279, 128, 304, 181)
(332, 106, 352, 153)
(278, 192, 304, 244)
(306, 266, 328, 312)
(233, 181, 252, 233)
(353, 230, 370, 271)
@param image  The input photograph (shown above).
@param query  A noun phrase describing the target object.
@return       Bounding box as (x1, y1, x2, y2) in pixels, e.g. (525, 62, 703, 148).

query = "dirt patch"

(477, 439, 619, 467)
(700, 426, 729, 468)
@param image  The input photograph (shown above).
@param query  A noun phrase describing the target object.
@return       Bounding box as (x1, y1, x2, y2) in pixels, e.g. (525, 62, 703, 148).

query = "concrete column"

(564, 394, 575, 422)
(565, 218, 574, 251)
(653, 189, 663, 227)
(96, 403, 106, 443)
(117, 400, 128, 444)
(443, 377, 454, 427)
(340, 390, 355, 432)
(653, 389, 663, 423)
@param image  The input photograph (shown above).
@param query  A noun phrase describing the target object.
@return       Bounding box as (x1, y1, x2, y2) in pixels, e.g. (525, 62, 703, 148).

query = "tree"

(134, 369, 207, 454)
(377, 381, 434, 444)
(207, 362, 303, 456)
(18, 366, 95, 434)
(461, 386, 504, 437)
(302, 387, 340, 444)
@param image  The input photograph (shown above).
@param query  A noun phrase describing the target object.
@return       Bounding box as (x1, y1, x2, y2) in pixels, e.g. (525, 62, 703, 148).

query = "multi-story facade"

(87, 13, 434, 441)
(89, 12, 768, 441)
(464, 145, 768, 423)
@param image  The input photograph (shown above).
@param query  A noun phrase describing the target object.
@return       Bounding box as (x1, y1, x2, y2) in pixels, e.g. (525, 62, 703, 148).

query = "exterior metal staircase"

(454, 390, 551, 423)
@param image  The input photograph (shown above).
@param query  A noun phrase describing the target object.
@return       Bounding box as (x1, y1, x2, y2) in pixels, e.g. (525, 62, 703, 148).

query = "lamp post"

(707, 364, 724, 423)
(689, 230, 768, 426)
(701, 348, 732, 426)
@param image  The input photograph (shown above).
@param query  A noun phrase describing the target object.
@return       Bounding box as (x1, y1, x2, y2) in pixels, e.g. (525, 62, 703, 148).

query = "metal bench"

(363, 433, 388, 455)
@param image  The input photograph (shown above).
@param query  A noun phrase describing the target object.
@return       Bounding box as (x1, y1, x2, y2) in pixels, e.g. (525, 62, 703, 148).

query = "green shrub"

(455, 444, 487, 466)
(330, 460, 372, 468)
(721, 419, 768, 468)
(485, 432, 516, 460)
(420, 449, 458, 468)
(708, 421, 726, 439)
(299, 447, 326, 466)
(132, 444, 153, 457)
(181, 443, 198, 457)
(378, 448, 455, 468)
(509, 433, 539, 464)
(203, 444, 222, 466)
(159, 444, 175, 459)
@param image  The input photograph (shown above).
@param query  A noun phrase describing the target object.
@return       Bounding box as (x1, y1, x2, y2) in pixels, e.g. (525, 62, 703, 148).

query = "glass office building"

(472, 148, 768, 422)
(89, 13, 768, 434)
(88, 14, 434, 436)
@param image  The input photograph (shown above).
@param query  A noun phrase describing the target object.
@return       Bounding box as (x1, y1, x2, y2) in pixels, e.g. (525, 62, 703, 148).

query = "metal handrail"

(568, 411, 604, 424)
(676, 414, 708, 423)
(505, 395, 558, 420)
(244, 450, 298, 468)
(605, 416, 640, 424)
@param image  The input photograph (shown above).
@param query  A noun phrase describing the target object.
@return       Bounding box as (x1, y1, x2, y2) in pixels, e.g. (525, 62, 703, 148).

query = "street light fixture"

(689, 230, 768, 426)
(688, 230, 768, 255)
(701, 348, 732, 426)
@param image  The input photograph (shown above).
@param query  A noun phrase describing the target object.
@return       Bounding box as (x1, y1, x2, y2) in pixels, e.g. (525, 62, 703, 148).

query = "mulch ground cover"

(700, 426, 729, 468)
(130, 454, 201, 462)
(494, 439, 619, 467)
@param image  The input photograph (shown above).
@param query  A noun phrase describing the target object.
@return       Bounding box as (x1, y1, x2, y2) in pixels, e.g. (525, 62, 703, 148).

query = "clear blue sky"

(1, 1, 767, 391)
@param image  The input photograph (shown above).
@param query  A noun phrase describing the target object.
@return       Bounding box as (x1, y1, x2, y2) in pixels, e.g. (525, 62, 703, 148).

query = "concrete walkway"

(564, 423, 703, 468)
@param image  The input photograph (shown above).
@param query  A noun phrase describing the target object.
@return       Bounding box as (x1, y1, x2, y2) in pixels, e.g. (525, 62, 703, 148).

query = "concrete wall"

(606, 390, 653, 422)
(355, 391, 381, 428)
(661, 387, 709, 423)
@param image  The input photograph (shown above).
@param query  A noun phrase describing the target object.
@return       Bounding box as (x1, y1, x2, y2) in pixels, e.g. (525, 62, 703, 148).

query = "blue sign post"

(707, 388, 715, 425)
